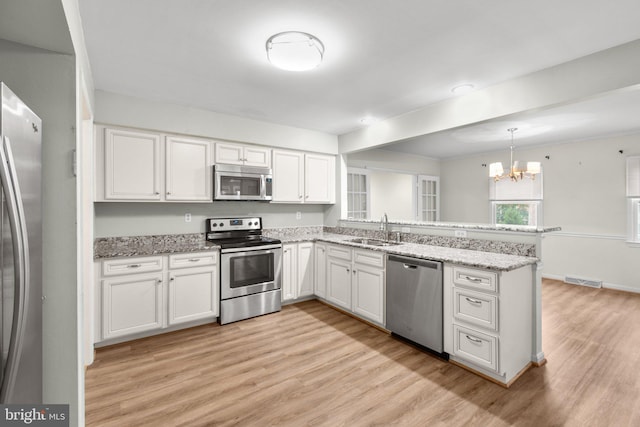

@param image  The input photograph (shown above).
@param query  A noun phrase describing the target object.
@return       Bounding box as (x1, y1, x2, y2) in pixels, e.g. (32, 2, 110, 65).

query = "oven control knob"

(211, 223, 217, 227)
(219, 223, 224, 227)
(248, 221, 253, 226)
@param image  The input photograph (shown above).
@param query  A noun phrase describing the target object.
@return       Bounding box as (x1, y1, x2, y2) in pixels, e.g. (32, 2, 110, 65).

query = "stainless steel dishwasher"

(386, 254, 445, 356)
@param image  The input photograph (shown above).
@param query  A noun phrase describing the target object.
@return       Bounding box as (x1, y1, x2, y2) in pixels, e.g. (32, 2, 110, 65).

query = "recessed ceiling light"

(266, 31, 324, 72)
(451, 84, 475, 94)
(360, 117, 378, 125)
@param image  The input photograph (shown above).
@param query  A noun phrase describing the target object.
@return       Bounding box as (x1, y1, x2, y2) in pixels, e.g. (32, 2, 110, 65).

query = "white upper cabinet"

(104, 128, 162, 201)
(305, 153, 335, 203)
(272, 150, 305, 202)
(215, 142, 271, 168)
(272, 150, 335, 204)
(165, 136, 212, 201)
(96, 126, 214, 202)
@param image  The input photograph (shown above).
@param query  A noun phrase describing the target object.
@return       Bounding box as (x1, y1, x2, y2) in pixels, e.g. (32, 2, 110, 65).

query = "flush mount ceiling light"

(489, 128, 541, 182)
(266, 31, 324, 72)
(360, 116, 378, 125)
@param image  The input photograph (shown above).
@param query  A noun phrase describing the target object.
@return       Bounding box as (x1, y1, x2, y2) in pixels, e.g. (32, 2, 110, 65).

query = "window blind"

(489, 172, 543, 200)
(627, 156, 640, 197)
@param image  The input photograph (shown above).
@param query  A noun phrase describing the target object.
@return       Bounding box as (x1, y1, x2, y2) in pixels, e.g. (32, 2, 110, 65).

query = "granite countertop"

(275, 233, 537, 271)
(95, 230, 538, 271)
(340, 218, 561, 234)
(94, 233, 219, 260)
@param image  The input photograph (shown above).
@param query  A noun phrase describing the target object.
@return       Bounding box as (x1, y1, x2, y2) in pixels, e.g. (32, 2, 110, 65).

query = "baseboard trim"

(543, 274, 640, 294)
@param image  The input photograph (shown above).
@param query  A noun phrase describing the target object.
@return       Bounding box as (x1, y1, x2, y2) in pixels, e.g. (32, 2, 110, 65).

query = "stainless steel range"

(206, 217, 282, 325)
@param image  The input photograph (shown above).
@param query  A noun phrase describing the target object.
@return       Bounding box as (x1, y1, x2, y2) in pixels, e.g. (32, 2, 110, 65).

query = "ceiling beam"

(338, 39, 640, 154)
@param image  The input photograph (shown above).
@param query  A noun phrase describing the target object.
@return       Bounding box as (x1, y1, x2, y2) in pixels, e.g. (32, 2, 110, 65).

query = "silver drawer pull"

(188, 258, 200, 262)
(464, 276, 482, 283)
(465, 335, 482, 344)
(465, 297, 482, 305)
(128, 264, 142, 268)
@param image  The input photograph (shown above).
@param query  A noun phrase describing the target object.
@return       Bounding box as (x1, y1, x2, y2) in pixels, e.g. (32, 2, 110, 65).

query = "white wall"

(369, 171, 414, 221)
(94, 202, 326, 237)
(95, 90, 338, 154)
(0, 38, 80, 422)
(441, 133, 640, 291)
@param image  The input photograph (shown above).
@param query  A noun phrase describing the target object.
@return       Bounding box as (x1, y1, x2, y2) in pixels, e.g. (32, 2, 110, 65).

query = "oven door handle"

(221, 244, 283, 254)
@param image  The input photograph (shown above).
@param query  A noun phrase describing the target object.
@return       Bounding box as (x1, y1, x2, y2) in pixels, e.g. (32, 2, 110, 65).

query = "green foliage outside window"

(496, 203, 530, 225)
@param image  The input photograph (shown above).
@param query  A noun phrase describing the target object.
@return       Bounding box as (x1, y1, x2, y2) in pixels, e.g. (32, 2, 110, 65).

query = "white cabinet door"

(215, 142, 271, 167)
(165, 136, 212, 201)
(297, 242, 315, 297)
(168, 266, 218, 325)
(327, 257, 352, 310)
(102, 272, 164, 339)
(353, 264, 385, 324)
(272, 150, 304, 203)
(282, 244, 298, 301)
(314, 243, 327, 298)
(244, 146, 271, 167)
(104, 128, 162, 200)
(305, 154, 335, 203)
(214, 142, 244, 165)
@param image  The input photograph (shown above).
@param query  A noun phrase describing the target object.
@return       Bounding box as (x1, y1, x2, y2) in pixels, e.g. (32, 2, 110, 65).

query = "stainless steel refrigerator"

(0, 82, 42, 403)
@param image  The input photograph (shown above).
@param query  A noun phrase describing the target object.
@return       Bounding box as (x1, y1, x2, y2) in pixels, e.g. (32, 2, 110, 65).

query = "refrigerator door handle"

(0, 135, 30, 402)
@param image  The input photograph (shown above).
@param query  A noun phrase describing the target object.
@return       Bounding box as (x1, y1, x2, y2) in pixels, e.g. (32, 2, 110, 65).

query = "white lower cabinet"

(313, 242, 327, 298)
(168, 258, 218, 325)
(102, 272, 164, 340)
(96, 251, 219, 344)
(443, 263, 533, 385)
(282, 242, 315, 302)
(323, 244, 385, 325)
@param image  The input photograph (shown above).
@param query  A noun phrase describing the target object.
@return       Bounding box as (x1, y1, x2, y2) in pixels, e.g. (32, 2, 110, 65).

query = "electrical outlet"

(184, 213, 192, 223)
(454, 230, 467, 238)
(296, 211, 302, 220)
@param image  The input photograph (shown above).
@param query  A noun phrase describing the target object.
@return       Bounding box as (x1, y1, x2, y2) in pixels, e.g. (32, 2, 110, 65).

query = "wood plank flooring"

(85, 279, 640, 426)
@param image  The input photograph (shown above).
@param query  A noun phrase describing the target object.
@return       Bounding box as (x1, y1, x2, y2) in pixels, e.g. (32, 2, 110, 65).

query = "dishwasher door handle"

(403, 264, 418, 270)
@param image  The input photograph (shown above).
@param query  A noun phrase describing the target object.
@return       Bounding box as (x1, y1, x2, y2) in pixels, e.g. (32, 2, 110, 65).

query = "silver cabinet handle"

(167, 191, 171, 195)
(155, 192, 160, 195)
(128, 264, 142, 268)
(188, 258, 199, 262)
(0, 135, 30, 402)
(157, 280, 163, 284)
(465, 335, 482, 344)
(464, 276, 482, 283)
(346, 268, 350, 272)
(299, 195, 303, 199)
(170, 277, 175, 281)
(465, 297, 482, 305)
(353, 269, 356, 274)
(403, 264, 418, 270)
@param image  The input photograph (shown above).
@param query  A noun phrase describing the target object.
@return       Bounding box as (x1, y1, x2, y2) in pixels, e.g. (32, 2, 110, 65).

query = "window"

(416, 175, 439, 222)
(490, 172, 543, 227)
(346, 168, 370, 219)
(627, 157, 640, 245)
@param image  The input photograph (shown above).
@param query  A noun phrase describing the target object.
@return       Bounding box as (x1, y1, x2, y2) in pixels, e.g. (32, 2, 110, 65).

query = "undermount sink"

(347, 238, 401, 247)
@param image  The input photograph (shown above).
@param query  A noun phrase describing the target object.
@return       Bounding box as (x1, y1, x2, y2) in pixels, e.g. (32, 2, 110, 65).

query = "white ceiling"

(79, 0, 640, 155)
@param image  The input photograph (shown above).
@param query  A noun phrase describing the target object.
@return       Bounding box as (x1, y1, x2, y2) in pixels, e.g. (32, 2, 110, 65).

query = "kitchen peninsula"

(94, 221, 558, 386)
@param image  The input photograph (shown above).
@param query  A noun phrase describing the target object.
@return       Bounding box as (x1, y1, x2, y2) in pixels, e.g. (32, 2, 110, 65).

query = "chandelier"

(489, 128, 541, 182)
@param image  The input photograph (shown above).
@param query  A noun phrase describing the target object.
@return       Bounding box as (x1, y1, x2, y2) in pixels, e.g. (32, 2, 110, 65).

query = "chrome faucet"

(380, 213, 389, 241)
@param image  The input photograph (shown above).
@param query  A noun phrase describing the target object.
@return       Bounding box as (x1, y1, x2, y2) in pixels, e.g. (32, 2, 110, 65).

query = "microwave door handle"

(0, 135, 30, 403)
(261, 174, 266, 199)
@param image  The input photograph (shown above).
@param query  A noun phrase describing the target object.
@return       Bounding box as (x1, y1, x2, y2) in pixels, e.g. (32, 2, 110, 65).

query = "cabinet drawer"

(453, 324, 499, 373)
(354, 249, 384, 268)
(168, 251, 218, 269)
(102, 256, 164, 276)
(453, 266, 498, 292)
(453, 288, 498, 331)
(327, 244, 352, 261)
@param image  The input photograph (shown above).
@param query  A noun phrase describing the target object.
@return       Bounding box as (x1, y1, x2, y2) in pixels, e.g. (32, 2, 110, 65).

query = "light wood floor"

(85, 279, 640, 426)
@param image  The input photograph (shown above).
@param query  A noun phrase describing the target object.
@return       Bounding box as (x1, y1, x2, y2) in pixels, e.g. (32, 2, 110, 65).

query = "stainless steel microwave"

(213, 164, 273, 201)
